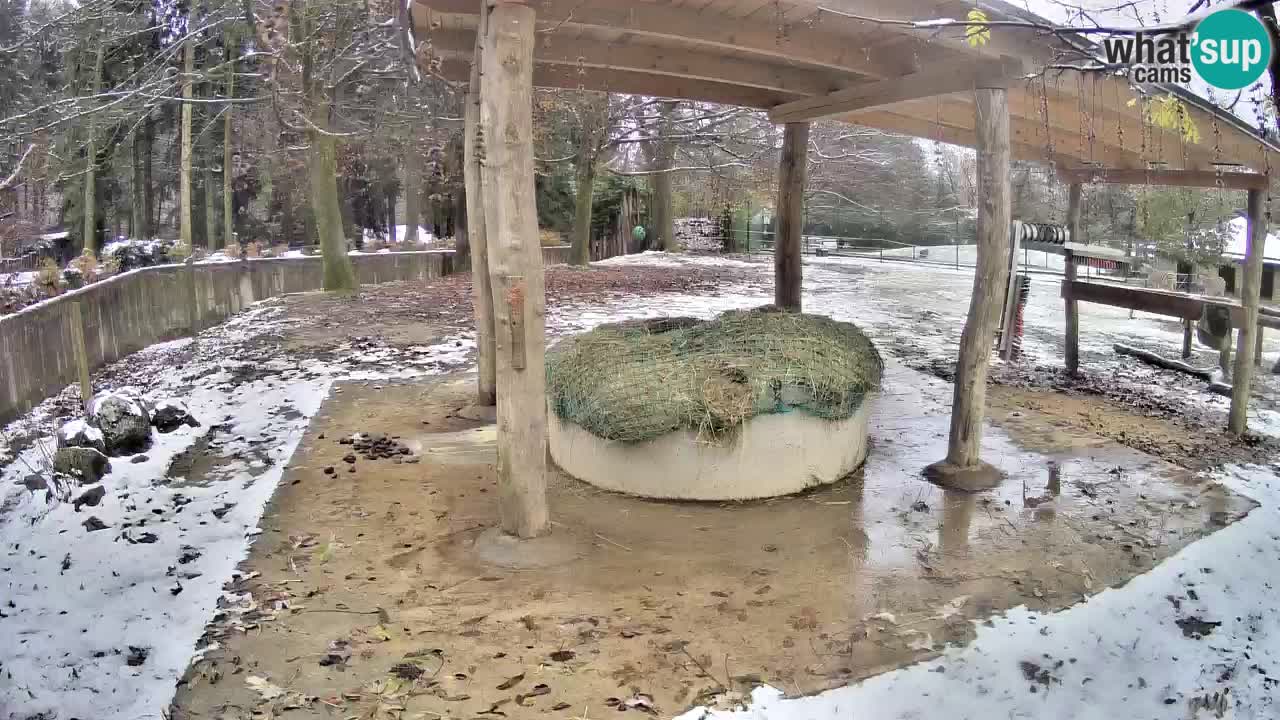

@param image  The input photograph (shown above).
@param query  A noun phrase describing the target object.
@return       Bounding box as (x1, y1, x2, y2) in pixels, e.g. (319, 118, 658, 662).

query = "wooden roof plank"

(1057, 168, 1269, 190)
(768, 55, 1026, 123)
(427, 28, 837, 96)
(415, 0, 914, 79)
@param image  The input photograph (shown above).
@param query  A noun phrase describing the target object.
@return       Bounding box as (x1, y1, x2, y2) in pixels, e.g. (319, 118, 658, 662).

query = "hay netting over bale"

(546, 307, 884, 443)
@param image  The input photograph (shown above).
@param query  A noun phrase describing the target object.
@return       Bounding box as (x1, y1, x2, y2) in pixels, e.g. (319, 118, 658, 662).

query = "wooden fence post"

(480, 0, 549, 538)
(1064, 182, 1082, 374)
(1229, 188, 1265, 435)
(465, 0, 496, 406)
(773, 122, 808, 311)
(69, 302, 92, 412)
(925, 87, 1011, 490)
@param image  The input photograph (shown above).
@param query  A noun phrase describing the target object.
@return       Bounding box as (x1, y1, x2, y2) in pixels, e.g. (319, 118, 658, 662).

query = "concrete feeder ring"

(548, 400, 872, 501)
(544, 308, 883, 501)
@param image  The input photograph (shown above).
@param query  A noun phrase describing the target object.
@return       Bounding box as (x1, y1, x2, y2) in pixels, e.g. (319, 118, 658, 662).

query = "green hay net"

(546, 307, 884, 443)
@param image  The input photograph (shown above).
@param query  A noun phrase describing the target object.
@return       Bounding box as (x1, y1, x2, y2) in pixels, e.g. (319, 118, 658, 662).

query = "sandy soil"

(170, 366, 1253, 720)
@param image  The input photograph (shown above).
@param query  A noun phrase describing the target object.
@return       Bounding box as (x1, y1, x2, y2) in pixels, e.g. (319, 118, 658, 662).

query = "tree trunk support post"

(1064, 182, 1083, 374)
(774, 121, 808, 311)
(925, 87, 1011, 491)
(1229, 188, 1265, 435)
(465, 0, 497, 406)
(479, 0, 549, 538)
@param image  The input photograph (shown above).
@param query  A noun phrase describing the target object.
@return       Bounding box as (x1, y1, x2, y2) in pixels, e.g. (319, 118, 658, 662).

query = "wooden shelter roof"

(413, 0, 1280, 178)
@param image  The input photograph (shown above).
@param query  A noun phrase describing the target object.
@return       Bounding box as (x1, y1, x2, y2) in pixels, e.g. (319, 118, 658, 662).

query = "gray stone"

(56, 419, 106, 454)
(89, 393, 152, 455)
(53, 447, 112, 485)
(151, 399, 198, 433)
(74, 485, 106, 511)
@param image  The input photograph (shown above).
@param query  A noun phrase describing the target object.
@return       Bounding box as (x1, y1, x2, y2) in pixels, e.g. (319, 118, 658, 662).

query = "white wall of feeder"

(548, 402, 873, 502)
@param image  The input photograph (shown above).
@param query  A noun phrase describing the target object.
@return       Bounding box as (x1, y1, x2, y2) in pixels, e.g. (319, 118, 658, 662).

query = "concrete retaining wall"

(1, 246, 574, 425)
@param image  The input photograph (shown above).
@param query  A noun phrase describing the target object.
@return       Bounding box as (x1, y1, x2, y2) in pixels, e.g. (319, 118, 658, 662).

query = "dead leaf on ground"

(514, 683, 551, 706)
(496, 672, 525, 690)
(246, 675, 285, 700)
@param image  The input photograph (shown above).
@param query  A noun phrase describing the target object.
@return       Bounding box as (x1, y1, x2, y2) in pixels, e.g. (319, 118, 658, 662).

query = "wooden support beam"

(416, 0, 912, 79)
(769, 57, 1024, 124)
(464, 1, 495, 406)
(1230, 188, 1266, 435)
(1064, 184, 1082, 375)
(1065, 280, 1203, 319)
(925, 86, 1011, 491)
(774, 122, 808, 311)
(429, 29, 842, 97)
(842, 109, 1085, 167)
(438, 58, 793, 109)
(1058, 168, 1270, 190)
(479, 0, 549, 538)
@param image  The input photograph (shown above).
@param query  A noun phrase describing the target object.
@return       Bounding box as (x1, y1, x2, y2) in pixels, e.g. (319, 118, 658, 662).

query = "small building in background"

(1217, 216, 1280, 303)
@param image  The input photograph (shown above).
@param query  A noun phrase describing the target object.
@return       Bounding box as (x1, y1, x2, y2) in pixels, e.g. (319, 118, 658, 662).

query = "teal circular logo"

(1192, 9, 1272, 90)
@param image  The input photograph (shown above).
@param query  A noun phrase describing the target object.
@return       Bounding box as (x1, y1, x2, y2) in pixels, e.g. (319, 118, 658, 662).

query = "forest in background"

(0, 0, 1264, 292)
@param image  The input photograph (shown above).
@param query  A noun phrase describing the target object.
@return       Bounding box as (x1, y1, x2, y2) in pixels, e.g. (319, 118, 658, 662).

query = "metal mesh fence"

(546, 307, 883, 444)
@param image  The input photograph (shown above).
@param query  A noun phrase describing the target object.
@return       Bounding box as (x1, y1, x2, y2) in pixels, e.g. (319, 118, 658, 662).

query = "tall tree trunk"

(403, 156, 421, 243)
(132, 127, 145, 240)
(454, 185, 469, 262)
(223, 42, 235, 248)
(204, 140, 218, 248)
(653, 168, 674, 252)
(571, 149, 594, 265)
(142, 115, 154, 240)
(387, 187, 398, 243)
(654, 101, 678, 252)
(308, 104, 357, 292)
(83, 40, 106, 254)
(179, 37, 195, 250)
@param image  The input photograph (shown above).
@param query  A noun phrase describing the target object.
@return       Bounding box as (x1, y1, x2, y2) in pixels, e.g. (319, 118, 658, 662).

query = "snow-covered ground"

(0, 270, 35, 287)
(0, 303, 478, 720)
(4, 250, 1280, 719)
(677, 462, 1280, 719)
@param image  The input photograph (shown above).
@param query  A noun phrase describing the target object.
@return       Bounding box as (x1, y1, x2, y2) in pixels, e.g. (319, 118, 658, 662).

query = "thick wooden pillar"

(1064, 183, 1082, 374)
(1229, 189, 1266, 435)
(479, 0, 549, 538)
(465, 1, 496, 406)
(774, 122, 808, 311)
(925, 88, 1011, 490)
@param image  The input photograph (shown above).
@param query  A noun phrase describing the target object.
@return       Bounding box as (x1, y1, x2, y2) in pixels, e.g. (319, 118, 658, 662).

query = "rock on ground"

(57, 418, 106, 454)
(89, 392, 153, 454)
(152, 400, 199, 433)
(52, 446, 111, 485)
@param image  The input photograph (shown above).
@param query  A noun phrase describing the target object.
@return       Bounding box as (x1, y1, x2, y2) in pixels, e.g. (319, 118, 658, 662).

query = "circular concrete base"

(472, 527, 585, 569)
(922, 459, 1005, 492)
(548, 403, 872, 501)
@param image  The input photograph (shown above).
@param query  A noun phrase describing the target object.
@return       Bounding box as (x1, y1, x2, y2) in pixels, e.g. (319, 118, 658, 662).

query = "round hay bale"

(546, 307, 883, 500)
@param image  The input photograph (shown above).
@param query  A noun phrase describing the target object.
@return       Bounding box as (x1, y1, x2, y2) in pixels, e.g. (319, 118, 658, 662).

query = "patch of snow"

(0, 294, 491, 719)
(57, 418, 103, 444)
(363, 224, 434, 245)
(680, 463, 1280, 720)
(0, 270, 36, 287)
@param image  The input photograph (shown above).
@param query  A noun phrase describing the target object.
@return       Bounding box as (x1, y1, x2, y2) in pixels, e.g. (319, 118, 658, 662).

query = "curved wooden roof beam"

(414, 0, 920, 79)
(426, 28, 841, 97)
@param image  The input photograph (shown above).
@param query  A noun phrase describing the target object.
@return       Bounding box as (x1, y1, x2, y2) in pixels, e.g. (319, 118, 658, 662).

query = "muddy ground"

(11, 255, 1277, 719)
(169, 363, 1255, 719)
